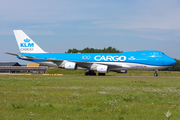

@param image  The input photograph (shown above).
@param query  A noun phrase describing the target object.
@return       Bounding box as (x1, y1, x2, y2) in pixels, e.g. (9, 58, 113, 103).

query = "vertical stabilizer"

(13, 30, 46, 53)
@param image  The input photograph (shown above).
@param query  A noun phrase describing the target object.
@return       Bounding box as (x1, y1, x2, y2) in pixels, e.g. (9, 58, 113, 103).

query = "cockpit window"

(159, 53, 165, 55)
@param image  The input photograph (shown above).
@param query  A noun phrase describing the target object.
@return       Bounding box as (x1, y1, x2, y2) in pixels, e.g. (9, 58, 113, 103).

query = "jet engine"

(97, 65, 109, 73)
(65, 62, 77, 70)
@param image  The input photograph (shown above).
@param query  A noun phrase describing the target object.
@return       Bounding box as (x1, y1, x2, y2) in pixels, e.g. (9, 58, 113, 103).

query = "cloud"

(127, 29, 180, 41)
(0, 0, 180, 40)
(90, 0, 180, 30)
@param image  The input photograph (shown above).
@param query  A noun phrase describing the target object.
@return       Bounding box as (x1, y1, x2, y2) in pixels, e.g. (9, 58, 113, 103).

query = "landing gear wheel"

(154, 73, 158, 77)
(85, 71, 96, 76)
(98, 73, 105, 76)
(85, 72, 89, 76)
(92, 72, 96, 76)
(154, 70, 158, 77)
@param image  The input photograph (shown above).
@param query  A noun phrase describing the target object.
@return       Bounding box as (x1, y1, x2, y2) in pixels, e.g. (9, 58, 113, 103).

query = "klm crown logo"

(20, 38, 34, 47)
(24, 38, 31, 43)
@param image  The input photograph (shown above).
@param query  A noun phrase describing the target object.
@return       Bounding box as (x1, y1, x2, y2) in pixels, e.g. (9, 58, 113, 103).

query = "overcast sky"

(0, 0, 180, 64)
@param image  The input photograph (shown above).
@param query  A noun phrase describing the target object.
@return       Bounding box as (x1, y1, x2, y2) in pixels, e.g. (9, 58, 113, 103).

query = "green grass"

(0, 75, 180, 119)
(46, 68, 180, 76)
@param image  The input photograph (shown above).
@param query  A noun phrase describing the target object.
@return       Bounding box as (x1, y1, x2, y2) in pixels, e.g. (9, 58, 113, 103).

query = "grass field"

(0, 75, 180, 120)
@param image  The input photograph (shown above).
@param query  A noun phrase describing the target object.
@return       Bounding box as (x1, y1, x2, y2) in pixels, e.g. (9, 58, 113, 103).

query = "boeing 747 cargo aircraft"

(5, 30, 176, 76)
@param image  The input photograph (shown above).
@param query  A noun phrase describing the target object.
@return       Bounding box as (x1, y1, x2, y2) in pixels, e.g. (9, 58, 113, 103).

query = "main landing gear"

(85, 70, 96, 76)
(98, 73, 105, 76)
(85, 70, 106, 76)
(154, 70, 158, 77)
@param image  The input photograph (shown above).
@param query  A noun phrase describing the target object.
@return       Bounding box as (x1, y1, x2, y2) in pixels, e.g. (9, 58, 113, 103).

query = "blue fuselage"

(17, 50, 176, 70)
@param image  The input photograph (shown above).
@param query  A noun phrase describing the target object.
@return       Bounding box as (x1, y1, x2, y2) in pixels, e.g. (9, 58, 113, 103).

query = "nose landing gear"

(154, 70, 158, 77)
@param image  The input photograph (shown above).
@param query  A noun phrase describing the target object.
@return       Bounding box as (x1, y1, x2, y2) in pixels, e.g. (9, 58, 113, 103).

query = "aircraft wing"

(32, 58, 128, 69)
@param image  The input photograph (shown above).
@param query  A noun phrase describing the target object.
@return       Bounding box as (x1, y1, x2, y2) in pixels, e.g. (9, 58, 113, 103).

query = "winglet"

(13, 30, 46, 53)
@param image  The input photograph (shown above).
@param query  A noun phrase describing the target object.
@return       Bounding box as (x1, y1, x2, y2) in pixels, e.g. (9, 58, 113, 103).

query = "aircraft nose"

(164, 57, 176, 66)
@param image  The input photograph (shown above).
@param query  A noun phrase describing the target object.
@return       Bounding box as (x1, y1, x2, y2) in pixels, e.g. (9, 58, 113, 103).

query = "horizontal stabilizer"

(4, 52, 19, 56)
(5, 52, 36, 59)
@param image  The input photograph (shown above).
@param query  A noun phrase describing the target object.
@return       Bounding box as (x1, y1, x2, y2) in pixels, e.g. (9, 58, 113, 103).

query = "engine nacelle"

(65, 62, 77, 70)
(97, 65, 109, 73)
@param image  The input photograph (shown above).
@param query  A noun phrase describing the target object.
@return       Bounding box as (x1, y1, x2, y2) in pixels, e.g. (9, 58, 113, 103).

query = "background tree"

(65, 46, 123, 53)
(160, 59, 180, 71)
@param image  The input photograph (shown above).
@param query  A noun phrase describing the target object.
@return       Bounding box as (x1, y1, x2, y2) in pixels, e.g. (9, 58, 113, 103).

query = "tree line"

(160, 59, 180, 71)
(65, 47, 180, 71)
(65, 46, 123, 53)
